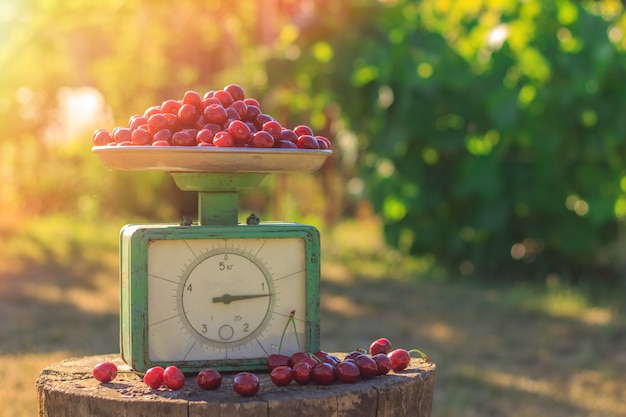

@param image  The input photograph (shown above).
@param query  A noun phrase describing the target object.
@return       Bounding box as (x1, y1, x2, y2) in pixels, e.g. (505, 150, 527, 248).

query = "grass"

(1, 214, 625, 417)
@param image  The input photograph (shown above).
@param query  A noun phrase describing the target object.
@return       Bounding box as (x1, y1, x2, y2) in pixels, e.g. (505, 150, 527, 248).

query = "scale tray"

(92, 146, 332, 173)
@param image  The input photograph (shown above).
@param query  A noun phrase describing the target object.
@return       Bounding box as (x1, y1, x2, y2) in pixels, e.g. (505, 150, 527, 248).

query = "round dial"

(145, 235, 310, 365)
(178, 248, 276, 348)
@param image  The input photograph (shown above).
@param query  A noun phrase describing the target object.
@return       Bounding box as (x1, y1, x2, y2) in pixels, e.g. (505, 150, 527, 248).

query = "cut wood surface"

(37, 354, 436, 417)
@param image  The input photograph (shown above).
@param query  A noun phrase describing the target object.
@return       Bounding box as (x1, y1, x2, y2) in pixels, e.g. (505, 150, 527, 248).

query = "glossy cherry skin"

(388, 348, 411, 371)
(372, 353, 392, 376)
(93, 361, 117, 383)
(369, 338, 392, 355)
(267, 353, 290, 371)
(354, 355, 379, 379)
(197, 369, 222, 390)
(143, 366, 164, 389)
(336, 361, 360, 383)
(312, 362, 336, 385)
(232, 372, 260, 397)
(270, 366, 293, 386)
(289, 351, 311, 367)
(292, 362, 313, 385)
(163, 366, 185, 390)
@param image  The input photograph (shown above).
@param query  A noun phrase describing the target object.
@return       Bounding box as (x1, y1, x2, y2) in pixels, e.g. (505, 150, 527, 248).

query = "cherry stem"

(408, 348, 429, 363)
(118, 370, 146, 377)
(278, 310, 299, 354)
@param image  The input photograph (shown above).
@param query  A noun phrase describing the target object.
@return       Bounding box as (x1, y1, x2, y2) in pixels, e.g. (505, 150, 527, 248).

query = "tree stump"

(37, 353, 436, 417)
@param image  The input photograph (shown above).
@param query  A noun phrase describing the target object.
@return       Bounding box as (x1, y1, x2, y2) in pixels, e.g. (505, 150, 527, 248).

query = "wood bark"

(37, 354, 436, 417)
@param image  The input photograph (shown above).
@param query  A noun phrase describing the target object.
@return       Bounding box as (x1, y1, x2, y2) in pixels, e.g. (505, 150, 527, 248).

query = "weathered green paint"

(119, 223, 321, 373)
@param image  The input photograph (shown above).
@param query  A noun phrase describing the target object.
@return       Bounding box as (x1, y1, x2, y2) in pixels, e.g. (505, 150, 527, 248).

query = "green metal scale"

(93, 146, 331, 373)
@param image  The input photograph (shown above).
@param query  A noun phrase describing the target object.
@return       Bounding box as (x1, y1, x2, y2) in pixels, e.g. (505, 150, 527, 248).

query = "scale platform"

(92, 146, 332, 173)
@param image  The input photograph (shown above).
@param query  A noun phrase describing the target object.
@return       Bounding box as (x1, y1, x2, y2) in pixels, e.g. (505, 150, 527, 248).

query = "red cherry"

(267, 353, 290, 372)
(213, 131, 235, 147)
(372, 353, 392, 376)
(182, 90, 203, 109)
(92, 129, 112, 146)
(202, 96, 221, 108)
(229, 100, 248, 119)
(143, 366, 164, 389)
(112, 127, 131, 143)
(311, 362, 335, 385)
(249, 130, 274, 148)
(289, 351, 310, 367)
(196, 369, 222, 390)
(344, 351, 365, 362)
(143, 105, 162, 119)
(153, 129, 172, 144)
(224, 84, 246, 102)
(196, 128, 214, 145)
(203, 104, 228, 125)
(152, 140, 170, 146)
(254, 113, 274, 130)
(388, 348, 411, 371)
(171, 130, 195, 146)
(232, 372, 260, 397)
(291, 362, 313, 385)
(131, 128, 152, 145)
(129, 115, 147, 130)
(354, 355, 378, 379)
(243, 97, 260, 107)
(161, 99, 181, 115)
(276, 140, 297, 148)
(293, 124, 314, 136)
(93, 361, 117, 383)
(279, 129, 298, 143)
(296, 135, 320, 149)
(163, 366, 185, 390)
(147, 113, 169, 135)
(335, 361, 360, 383)
(178, 103, 198, 126)
(245, 105, 261, 122)
(262, 120, 282, 140)
(316, 135, 331, 149)
(369, 338, 392, 356)
(213, 90, 234, 108)
(270, 365, 293, 387)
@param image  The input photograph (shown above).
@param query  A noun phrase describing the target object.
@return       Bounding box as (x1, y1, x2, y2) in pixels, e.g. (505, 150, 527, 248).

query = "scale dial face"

(145, 236, 310, 365)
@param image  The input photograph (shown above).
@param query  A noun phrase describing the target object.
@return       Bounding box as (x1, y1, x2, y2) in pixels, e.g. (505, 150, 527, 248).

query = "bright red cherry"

(249, 130, 274, 148)
(372, 353, 392, 376)
(291, 362, 312, 385)
(369, 338, 392, 355)
(224, 84, 246, 102)
(296, 135, 320, 149)
(311, 362, 335, 385)
(354, 355, 378, 379)
(388, 348, 411, 371)
(270, 365, 293, 387)
(232, 372, 260, 397)
(143, 366, 164, 389)
(213, 90, 234, 108)
(92, 129, 112, 146)
(267, 353, 290, 372)
(93, 361, 117, 383)
(293, 124, 314, 136)
(203, 104, 228, 125)
(196, 369, 222, 390)
(335, 361, 360, 383)
(163, 366, 185, 390)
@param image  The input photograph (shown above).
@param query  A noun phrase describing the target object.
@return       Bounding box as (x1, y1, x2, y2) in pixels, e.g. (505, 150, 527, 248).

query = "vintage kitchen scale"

(93, 146, 331, 373)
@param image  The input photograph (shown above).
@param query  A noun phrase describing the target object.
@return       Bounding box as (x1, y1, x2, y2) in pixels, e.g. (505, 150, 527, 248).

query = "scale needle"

(212, 293, 270, 304)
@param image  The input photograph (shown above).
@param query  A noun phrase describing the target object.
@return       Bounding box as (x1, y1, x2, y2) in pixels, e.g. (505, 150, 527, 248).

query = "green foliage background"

(2, 0, 626, 285)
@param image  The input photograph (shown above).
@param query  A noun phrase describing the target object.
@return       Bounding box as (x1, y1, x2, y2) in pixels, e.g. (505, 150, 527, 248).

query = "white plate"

(92, 146, 332, 173)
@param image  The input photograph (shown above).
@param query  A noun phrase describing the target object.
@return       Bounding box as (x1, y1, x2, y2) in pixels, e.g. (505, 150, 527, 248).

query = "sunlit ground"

(1, 215, 625, 417)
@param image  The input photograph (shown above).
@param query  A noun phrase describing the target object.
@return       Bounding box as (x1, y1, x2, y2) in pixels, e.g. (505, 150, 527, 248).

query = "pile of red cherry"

(92, 84, 331, 150)
(92, 338, 428, 397)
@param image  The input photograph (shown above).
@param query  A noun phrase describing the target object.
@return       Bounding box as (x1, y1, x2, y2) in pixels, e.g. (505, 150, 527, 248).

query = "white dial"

(146, 237, 306, 363)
